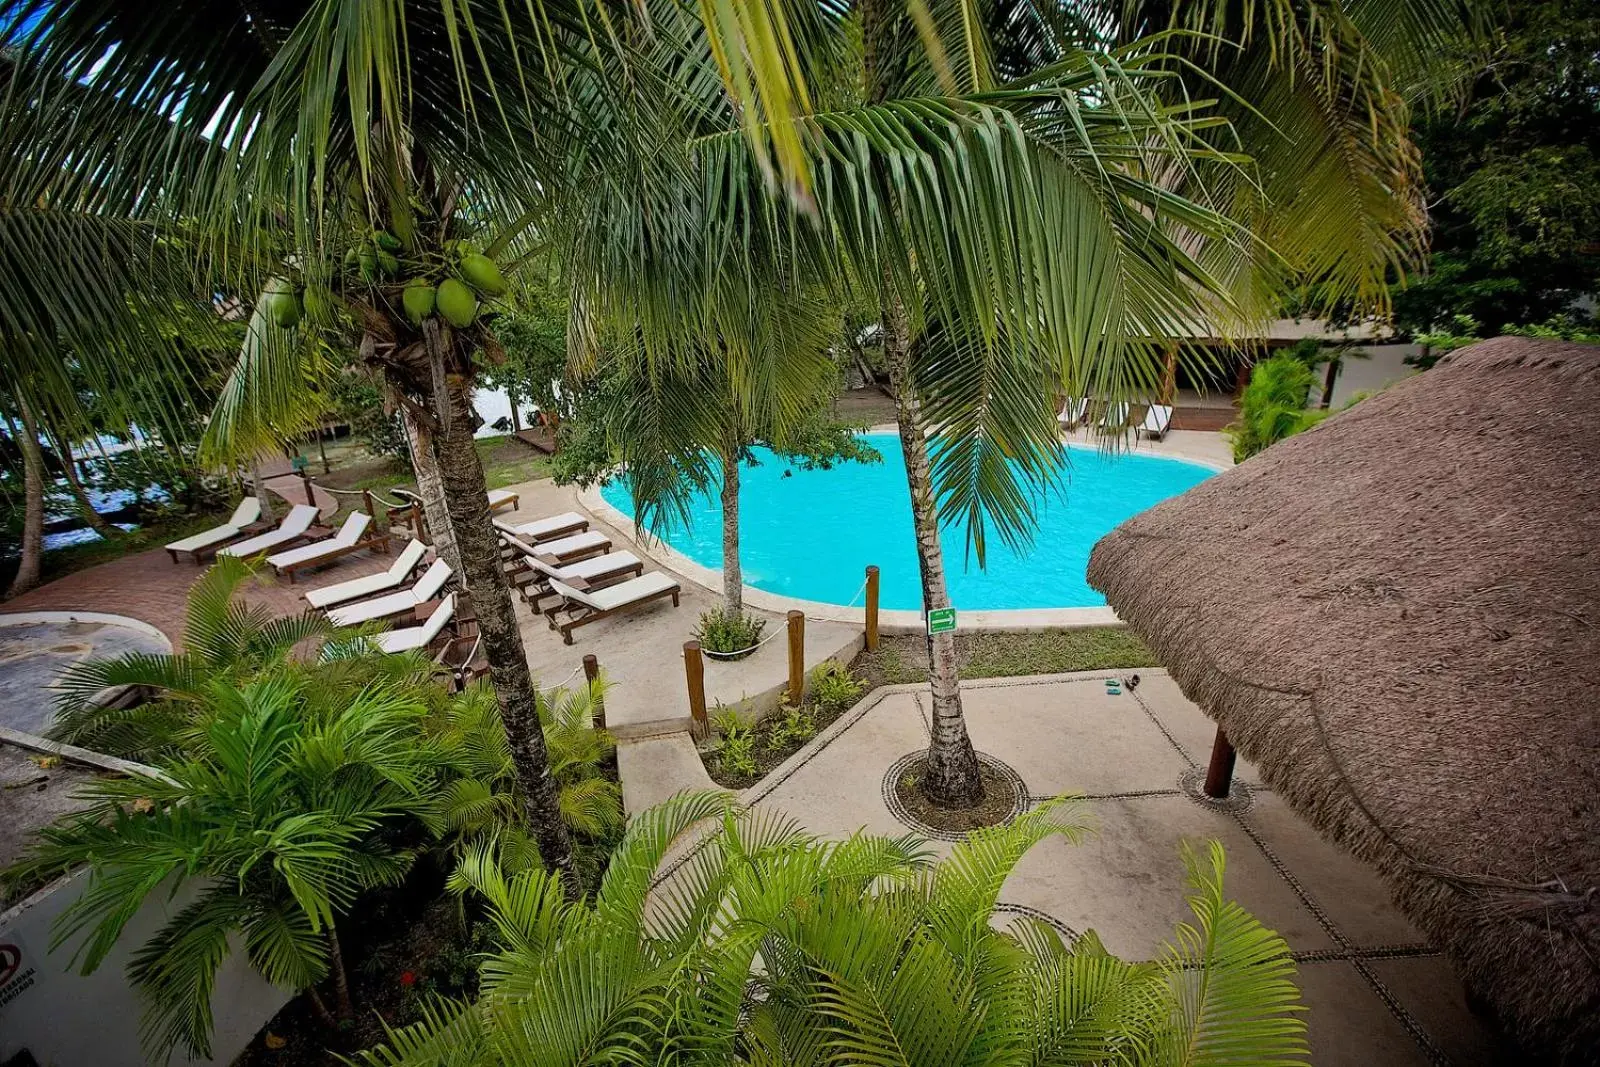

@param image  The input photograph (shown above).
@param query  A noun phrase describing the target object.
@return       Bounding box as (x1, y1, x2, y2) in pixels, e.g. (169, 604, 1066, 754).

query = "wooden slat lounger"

(304, 539, 428, 609)
(165, 497, 264, 563)
(545, 572, 681, 644)
(218, 504, 322, 559)
(267, 512, 389, 583)
(326, 558, 453, 628)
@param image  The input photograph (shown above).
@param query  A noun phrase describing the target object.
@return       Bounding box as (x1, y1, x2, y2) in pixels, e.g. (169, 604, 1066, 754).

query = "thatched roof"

(1087, 337, 1599, 1061)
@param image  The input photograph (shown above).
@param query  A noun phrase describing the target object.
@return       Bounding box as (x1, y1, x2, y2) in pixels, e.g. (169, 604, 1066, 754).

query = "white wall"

(0, 872, 289, 1067)
(1324, 342, 1421, 408)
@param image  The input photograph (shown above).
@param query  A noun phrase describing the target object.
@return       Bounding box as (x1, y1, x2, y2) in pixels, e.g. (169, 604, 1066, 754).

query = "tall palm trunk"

(419, 321, 579, 894)
(882, 302, 982, 807)
(402, 406, 460, 571)
(6, 394, 46, 598)
(48, 426, 111, 534)
(720, 444, 743, 613)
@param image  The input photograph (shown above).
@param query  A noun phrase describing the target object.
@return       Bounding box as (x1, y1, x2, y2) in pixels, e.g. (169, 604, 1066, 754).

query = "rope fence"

(536, 663, 585, 692)
(702, 623, 786, 661)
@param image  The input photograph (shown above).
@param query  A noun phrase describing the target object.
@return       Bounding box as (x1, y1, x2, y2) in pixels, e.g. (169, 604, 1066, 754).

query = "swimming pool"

(599, 433, 1216, 611)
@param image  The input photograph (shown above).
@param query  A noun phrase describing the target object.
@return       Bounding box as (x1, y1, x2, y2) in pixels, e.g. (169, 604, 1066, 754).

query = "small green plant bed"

(852, 627, 1157, 687)
(705, 662, 865, 788)
(693, 607, 767, 659)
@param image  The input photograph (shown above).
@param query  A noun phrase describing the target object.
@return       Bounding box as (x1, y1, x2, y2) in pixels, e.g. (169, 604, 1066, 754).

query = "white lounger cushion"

(305, 540, 427, 609)
(533, 530, 608, 558)
(165, 497, 263, 553)
(487, 488, 517, 509)
(267, 512, 371, 569)
(220, 504, 320, 557)
(1140, 404, 1173, 435)
(551, 571, 677, 613)
(531, 550, 640, 582)
(328, 558, 451, 627)
(373, 594, 455, 653)
(512, 511, 587, 540)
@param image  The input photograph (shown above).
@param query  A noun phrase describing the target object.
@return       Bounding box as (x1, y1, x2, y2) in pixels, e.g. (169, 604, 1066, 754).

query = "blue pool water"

(600, 433, 1215, 610)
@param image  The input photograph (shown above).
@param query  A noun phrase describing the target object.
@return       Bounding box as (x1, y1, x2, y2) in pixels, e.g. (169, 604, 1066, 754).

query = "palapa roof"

(1087, 337, 1599, 1061)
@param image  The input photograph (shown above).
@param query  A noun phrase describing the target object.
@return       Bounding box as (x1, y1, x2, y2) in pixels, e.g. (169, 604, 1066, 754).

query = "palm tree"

(357, 791, 1309, 1064)
(48, 556, 334, 760)
(10, 667, 445, 1060)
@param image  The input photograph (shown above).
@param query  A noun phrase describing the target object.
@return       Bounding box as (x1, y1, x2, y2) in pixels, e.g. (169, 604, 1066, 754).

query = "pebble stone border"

(1177, 766, 1256, 813)
(881, 749, 1030, 842)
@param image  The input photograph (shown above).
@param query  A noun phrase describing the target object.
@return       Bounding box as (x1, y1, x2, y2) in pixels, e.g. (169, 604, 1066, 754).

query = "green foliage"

(764, 703, 817, 752)
(484, 291, 569, 429)
(711, 706, 759, 780)
(331, 366, 407, 461)
(808, 660, 865, 712)
(10, 668, 444, 1061)
(693, 608, 766, 658)
(1227, 356, 1326, 463)
(358, 792, 1308, 1065)
(1397, 0, 1600, 332)
(431, 678, 622, 875)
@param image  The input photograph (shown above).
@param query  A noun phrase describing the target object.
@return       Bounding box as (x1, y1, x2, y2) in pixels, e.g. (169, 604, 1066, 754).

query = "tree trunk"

(720, 445, 743, 614)
(508, 385, 522, 433)
(327, 925, 353, 1021)
(49, 426, 112, 534)
(420, 321, 579, 894)
(881, 300, 982, 807)
(6, 394, 46, 598)
(250, 459, 277, 523)
(1320, 359, 1340, 409)
(401, 406, 460, 572)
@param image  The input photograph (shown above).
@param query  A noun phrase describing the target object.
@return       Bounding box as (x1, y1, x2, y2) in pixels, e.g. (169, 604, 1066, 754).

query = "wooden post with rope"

(683, 641, 708, 740)
(786, 610, 806, 707)
(864, 565, 881, 652)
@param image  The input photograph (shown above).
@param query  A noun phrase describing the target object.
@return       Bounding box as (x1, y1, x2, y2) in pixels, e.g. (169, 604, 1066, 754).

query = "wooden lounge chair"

(372, 594, 457, 654)
(267, 512, 388, 582)
(487, 488, 519, 512)
(545, 572, 681, 644)
(494, 511, 589, 543)
(433, 630, 488, 692)
(304, 539, 428, 609)
(1057, 397, 1088, 430)
(494, 521, 612, 566)
(500, 534, 644, 605)
(1137, 403, 1174, 441)
(165, 497, 263, 563)
(219, 504, 322, 558)
(327, 558, 452, 627)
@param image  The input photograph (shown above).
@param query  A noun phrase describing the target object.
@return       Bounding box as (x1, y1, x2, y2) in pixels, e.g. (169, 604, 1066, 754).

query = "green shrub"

(808, 660, 865, 712)
(1227, 354, 1323, 463)
(712, 706, 759, 779)
(765, 703, 817, 752)
(694, 608, 767, 658)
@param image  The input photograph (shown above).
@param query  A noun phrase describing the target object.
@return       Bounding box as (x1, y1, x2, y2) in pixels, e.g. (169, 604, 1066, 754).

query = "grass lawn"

(851, 627, 1158, 687)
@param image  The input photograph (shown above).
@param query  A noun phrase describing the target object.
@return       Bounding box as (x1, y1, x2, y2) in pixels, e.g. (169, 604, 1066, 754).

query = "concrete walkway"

(721, 670, 1501, 1066)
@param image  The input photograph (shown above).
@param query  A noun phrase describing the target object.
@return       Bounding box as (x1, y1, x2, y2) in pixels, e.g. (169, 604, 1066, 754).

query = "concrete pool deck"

(707, 669, 1502, 1066)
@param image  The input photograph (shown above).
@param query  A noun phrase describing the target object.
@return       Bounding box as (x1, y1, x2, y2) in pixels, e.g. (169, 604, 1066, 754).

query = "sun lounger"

(372, 594, 456, 654)
(219, 504, 321, 558)
(304, 539, 428, 609)
(495, 512, 589, 543)
(1057, 397, 1088, 430)
(1137, 403, 1174, 441)
(500, 534, 643, 603)
(327, 558, 452, 627)
(487, 488, 519, 512)
(267, 512, 388, 582)
(165, 497, 263, 563)
(545, 572, 681, 644)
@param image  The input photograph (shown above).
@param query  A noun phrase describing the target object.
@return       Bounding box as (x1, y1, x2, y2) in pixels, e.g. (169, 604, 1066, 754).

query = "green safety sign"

(290, 455, 309, 471)
(927, 607, 957, 635)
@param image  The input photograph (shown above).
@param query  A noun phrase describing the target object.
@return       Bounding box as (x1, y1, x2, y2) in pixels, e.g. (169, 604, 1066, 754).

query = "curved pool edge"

(0, 609, 174, 652)
(580, 484, 1128, 633)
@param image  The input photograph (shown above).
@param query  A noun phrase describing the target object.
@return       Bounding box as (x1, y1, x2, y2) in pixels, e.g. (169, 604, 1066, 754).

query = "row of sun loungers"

(1058, 398, 1174, 440)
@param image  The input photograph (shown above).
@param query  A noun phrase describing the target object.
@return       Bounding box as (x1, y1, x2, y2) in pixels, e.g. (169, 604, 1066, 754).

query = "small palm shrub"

(693, 607, 766, 658)
(808, 659, 865, 711)
(48, 556, 337, 761)
(432, 678, 622, 875)
(357, 793, 1309, 1065)
(9, 668, 445, 1061)
(764, 702, 817, 752)
(1227, 354, 1328, 463)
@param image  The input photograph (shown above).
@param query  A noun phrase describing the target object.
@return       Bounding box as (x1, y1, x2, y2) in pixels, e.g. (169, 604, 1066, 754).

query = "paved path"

(709, 670, 1501, 1066)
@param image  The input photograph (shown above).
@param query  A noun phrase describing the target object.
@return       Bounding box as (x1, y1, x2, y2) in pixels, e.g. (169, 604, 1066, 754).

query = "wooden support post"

(583, 654, 604, 730)
(316, 432, 330, 474)
(1159, 340, 1178, 406)
(362, 489, 377, 523)
(786, 610, 805, 707)
(864, 566, 880, 652)
(299, 467, 314, 507)
(1203, 726, 1237, 799)
(683, 641, 708, 740)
